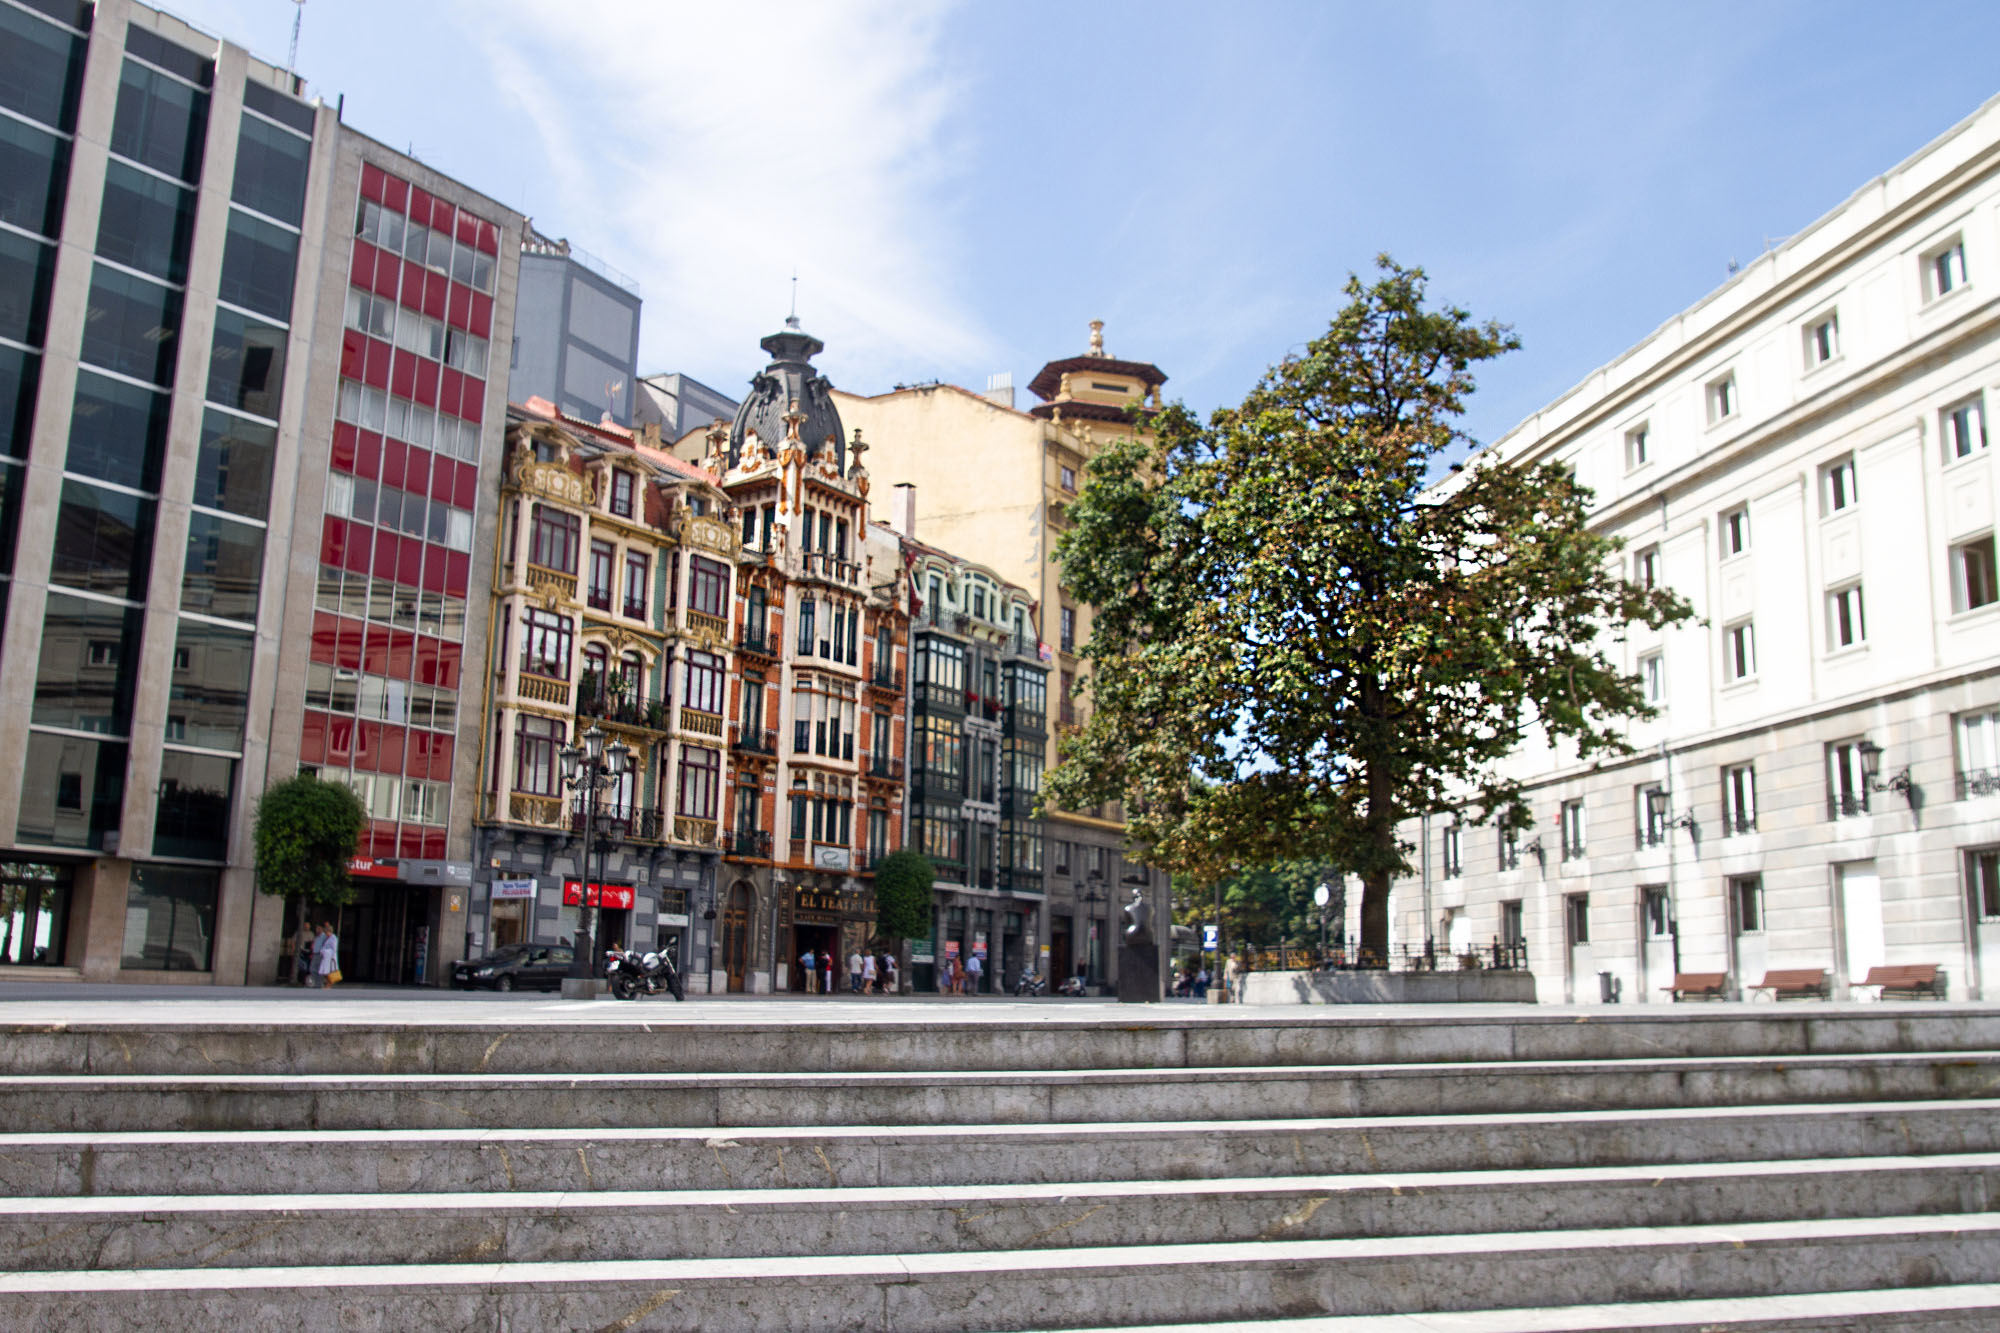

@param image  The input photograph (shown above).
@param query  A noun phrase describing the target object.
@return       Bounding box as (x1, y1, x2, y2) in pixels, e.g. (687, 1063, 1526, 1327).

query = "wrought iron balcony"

(869, 665, 904, 693)
(1827, 791, 1870, 820)
(867, 754, 905, 780)
(568, 805, 666, 843)
(740, 622, 775, 658)
(731, 724, 778, 756)
(1958, 768, 2000, 800)
(727, 828, 772, 860)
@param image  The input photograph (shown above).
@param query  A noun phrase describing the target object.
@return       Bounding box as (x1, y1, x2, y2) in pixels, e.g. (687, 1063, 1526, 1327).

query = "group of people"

(940, 950, 985, 994)
(1173, 955, 1245, 1001)
(797, 946, 899, 995)
(290, 921, 341, 988)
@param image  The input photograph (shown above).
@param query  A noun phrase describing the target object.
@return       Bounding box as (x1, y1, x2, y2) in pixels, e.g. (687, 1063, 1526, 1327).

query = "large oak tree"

(1046, 258, 1692, 961)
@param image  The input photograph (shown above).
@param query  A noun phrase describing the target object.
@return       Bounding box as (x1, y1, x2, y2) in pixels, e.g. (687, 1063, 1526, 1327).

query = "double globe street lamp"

(561, 723, 631, 981)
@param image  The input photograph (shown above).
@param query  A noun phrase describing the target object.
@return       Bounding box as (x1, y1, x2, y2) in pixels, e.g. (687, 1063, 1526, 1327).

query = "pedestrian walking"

(1225, 954, 1244, 1003)
(965, 950, 983, 994)
(821, 952, 835, 996)
(291, 923, 315, 986)
(862, 951, 878, 995)
(800, 948, 817, 993)
(848, 948, 864, 994)
(312, 921, 340, 988)
(884, 954, 898, 995)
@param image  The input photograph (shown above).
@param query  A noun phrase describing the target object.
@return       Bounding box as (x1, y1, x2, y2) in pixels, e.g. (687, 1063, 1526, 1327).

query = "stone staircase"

(0, 1006, 1997, 1330)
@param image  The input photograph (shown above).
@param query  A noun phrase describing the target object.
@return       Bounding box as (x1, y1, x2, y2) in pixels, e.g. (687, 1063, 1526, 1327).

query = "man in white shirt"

(964, 950, 983, 994)
(848, 949, 864, 994)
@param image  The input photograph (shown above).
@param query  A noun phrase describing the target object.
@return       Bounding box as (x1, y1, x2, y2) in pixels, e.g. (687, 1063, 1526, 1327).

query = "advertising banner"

(562, 880, 635, 910)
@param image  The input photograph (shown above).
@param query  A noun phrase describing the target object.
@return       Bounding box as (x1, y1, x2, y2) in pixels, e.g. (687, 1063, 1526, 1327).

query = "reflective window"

(242, 80, 314, 135)
(230, 114, 309, 225)
(95, 162, 196, 283)
(0, 461, 22, 577)
(152, 754, 234, 862)
(217, 209, 298, 321)
(206, 306, 286, 419)
(16, 734, 125, 852)
(180, 510, 263, 622)
(51, 480, 154, 601)
(109, 59, 208, 181)
(122, 864, 218, 970)
(0, 230, 56, 348)
(0, 346, 37, 458)
(0, 860, 72, 966)
(34, 593, 143, 736)
(124, 27, 212, 88)
(192, 409, 274, 520)
(167, 618, 253, 750)
(81, 265, 181, 386)
(0, 115, 69, 237)
(0, 3, 87, 132)
(66, 371, 169, 492)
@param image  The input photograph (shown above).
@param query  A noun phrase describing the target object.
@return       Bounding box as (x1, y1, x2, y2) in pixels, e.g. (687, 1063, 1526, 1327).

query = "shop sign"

(491, 879, 538, 900)
(795, 886, 861, 915)
(909, 951, 935, 964)
(812, 847, 852, 872)
(562, 880, 635, 909)
(658, 912, 690, 928)
(348, 857, 399, 880)
(943, 940, 960, 961)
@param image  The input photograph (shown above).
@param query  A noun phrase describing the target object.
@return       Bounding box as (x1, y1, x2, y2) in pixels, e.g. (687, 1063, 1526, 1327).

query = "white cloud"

(463, 0, 990, 395)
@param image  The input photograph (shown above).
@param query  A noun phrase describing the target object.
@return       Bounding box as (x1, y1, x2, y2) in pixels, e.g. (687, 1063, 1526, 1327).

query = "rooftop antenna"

(789, 268, 799, 323)
(287, 0, 305, 73)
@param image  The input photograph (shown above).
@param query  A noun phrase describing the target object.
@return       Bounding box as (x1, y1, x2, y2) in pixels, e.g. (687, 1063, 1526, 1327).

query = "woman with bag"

(313, 921, 341, 988)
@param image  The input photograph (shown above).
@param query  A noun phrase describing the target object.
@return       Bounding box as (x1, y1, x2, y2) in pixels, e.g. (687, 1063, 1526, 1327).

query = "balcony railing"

(869, 666, 904, 693)
(740, 623, 774, 657)
(567, 805, 666, 844)
(1241, 941, 1530, 974)
(727, 828, 772, 859)
(681, 708, 724, 739)
(1723, 812, 1758, 835)
(525, 563, 576, 600)
(587, 586, 612, 612)
(731, 724, 778, 756)
(1958, 768, 2000, 799)
(1828, 791, 1870, 820)
(685, 609, 730, 641)
(577, 689, 666, 731)
(518, 673, 570, 707)
(675, 815, 719, 847)
(1059, 703, 1078, 727)
(801, 552, 862, 585)
(867, 755, 905, 780)
(623, 596, 647, 620)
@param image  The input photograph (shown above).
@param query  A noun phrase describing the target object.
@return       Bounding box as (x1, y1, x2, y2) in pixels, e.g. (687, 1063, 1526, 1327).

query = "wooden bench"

(1857, 963, 1947, 1000)
(1746, 968, 1830, 1001)
(1663, 972, 1729, 1001)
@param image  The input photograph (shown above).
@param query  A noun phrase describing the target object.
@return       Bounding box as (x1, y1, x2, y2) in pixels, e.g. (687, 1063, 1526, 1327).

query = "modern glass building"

(0, 0, 521, 983)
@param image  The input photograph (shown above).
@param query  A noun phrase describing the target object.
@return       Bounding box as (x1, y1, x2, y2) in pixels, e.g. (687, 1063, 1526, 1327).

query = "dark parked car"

(451, 944, 574, 992)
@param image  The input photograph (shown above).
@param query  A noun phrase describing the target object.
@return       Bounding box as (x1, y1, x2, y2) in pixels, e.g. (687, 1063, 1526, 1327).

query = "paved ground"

(0, 983, 1986, 1026)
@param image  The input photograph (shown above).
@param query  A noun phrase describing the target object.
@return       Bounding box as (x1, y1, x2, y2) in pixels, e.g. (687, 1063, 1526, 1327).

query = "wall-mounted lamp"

(1520, 835, 1545, 870)
(1645, 789, 1699, 837)
(1857, 739, 1916, 807)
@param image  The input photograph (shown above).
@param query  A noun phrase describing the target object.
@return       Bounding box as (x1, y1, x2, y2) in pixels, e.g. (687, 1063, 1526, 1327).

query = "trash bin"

(1598, 971, 1622, 1003)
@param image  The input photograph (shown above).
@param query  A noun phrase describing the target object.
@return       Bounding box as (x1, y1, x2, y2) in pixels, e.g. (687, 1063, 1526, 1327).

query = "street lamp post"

(1080, 872, 1106, 987)
(561, 723, 632, 982)
(1645, 788, 1698, 978)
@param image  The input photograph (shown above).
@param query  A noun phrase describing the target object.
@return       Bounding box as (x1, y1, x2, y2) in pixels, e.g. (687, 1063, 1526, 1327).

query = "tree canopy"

(253, 776, 367, 909)
(1045, 257, 1693, 960)
(872, 848, 935, 945)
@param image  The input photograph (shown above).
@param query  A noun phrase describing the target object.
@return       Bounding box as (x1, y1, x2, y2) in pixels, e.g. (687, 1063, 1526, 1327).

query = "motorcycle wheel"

(668, 971, 686, 1001)
(611, 975, 638, 1001)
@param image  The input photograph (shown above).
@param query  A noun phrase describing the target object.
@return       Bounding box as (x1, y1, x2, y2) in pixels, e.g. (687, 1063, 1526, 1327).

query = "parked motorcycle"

(607, 946, 685, 1001)
(1012, 967, 1047, 997)
(1056, 975, 1089, 997)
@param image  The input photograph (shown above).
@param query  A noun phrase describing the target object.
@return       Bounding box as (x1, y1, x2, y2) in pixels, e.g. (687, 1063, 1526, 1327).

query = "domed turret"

(729, 316, 846, 471)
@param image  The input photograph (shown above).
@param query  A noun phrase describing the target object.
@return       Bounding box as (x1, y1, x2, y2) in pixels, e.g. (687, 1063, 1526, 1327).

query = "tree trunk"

(1360, 868, 1392, 967)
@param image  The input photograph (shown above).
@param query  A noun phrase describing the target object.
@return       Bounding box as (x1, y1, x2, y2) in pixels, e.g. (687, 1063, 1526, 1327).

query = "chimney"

(893, 482, 917, 539)
(983, 371, 1014, 410)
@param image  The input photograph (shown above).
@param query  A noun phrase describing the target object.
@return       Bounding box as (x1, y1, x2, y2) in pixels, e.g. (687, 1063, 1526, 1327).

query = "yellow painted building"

(833, 322, 1170, 989)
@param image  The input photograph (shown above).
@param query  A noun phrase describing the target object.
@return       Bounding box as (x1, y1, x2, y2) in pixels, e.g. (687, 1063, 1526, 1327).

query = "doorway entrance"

(1834, 860, 1882, 996)
(721, 881, 753, 993)
(1564, 892, 1591, 1003)
(340, 881, 433, 985)
(1967, 848, 2000, 999)
(1639, 885, 1675, 1002)
(792, 922, 840, 992)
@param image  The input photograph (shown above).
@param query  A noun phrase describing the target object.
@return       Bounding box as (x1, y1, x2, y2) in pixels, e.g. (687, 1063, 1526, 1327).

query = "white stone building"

(1393, 94, 2000, 1002)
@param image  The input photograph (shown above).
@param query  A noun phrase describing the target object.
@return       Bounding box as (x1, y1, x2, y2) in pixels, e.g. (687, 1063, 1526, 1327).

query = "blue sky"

(169, 0, 2000, 448)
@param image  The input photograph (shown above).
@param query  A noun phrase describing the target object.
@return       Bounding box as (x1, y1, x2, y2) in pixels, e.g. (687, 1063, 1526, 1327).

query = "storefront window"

(153, 751, 234, 861)
(0, 861, 71, 966)
(121, 864, 217, 971)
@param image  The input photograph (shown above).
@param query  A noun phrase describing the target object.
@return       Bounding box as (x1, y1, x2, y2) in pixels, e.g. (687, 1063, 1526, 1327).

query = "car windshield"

(478, 946, 531, 964)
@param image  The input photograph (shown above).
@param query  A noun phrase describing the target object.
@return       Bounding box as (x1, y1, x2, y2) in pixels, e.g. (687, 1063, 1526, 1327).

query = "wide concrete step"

(7, 1007, 1998, 1077)
(8, 1154, 1995, 1271)
(6, 1050, 1999, 1132)
(5, 1099, 1997, 1196)
(1052, 1284, 2000, 1331)
(4, 1214, 1997, 1331)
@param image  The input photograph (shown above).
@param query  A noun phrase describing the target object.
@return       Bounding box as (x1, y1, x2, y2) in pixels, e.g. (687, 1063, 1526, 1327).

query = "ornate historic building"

(703, 319, 911, 992)
(899, 530, 1049, 991)
(468, 399, 735, 981)
(833, 322, 1171, 991)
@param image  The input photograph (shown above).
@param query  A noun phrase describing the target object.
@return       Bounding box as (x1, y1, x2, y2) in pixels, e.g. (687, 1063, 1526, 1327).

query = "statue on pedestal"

(1117, 885, 1161, 1003)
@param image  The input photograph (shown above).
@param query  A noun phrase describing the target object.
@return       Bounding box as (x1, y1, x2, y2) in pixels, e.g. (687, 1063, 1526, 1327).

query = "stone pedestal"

(1116, 937, 1160, 1003)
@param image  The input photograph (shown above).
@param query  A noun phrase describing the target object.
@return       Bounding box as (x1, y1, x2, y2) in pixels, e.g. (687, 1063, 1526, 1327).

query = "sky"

(164, 0, 2000, 450)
